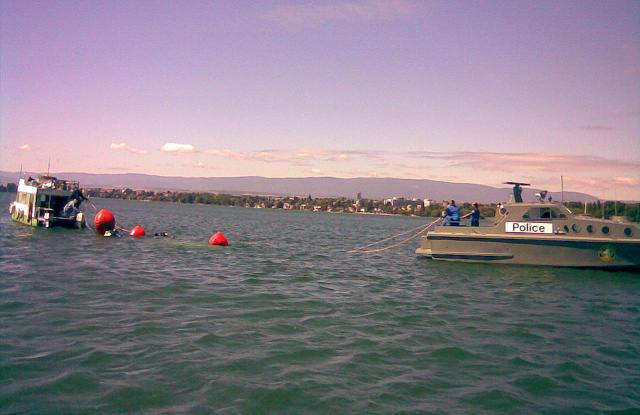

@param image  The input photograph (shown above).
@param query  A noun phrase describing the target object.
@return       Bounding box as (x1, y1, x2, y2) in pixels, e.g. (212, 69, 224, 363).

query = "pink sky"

(1, 1, 639, 199)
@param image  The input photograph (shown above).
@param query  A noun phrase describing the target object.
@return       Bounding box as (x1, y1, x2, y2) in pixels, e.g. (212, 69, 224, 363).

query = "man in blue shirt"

(442, 200, 460, 226)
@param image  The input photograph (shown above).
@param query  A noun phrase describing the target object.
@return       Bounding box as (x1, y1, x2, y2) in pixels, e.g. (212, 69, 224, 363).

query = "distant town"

(3, 182, 637, 222)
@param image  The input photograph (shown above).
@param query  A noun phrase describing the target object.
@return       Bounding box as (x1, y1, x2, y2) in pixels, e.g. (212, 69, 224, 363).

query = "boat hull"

(416, 233, 640, 268)
(9, 202, 85, 229)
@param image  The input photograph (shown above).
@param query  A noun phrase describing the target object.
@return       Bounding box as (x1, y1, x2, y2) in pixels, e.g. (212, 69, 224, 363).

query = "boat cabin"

(9, 176, 86, 228)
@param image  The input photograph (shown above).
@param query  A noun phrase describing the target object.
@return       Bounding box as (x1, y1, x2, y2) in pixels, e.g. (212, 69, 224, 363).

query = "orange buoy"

(94, 209, 116, 236)
(130, 225, 146, 238)
(208, 231, 228, 246)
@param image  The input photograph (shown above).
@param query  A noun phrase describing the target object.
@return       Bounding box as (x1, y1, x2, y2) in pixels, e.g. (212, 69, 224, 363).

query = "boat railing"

(35, 179, 80, 191)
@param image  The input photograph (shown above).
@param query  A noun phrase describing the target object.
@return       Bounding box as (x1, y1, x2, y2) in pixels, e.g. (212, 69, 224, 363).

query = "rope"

(116, 225, 131, 234)
(348, 217, 441, 254)
(350, 220, 434, 251)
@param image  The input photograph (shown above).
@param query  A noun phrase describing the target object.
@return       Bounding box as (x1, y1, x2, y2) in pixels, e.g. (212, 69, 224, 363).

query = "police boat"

(415, 183, 640, 268)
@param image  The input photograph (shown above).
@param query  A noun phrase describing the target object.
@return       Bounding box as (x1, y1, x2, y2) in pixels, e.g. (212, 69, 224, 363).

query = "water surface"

(1, 194, 638, 414)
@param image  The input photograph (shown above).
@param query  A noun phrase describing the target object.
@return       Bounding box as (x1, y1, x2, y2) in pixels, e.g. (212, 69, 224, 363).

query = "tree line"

(2, 182, 638, 222)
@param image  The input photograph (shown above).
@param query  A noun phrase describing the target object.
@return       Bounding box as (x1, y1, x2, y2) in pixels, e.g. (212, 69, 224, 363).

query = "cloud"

(161, 143, 196, 153)
(110, 142, 147, 154)
(18, 144, 31, 151)
(204, 148, 383, 164)
(613, 176, 639, 186)
(267, 0, 416, 30)
(408, 151, 640, 173)
(204, 149, 247, 160)
(311, 168, 322, 174)
(580, 125, 614, 131)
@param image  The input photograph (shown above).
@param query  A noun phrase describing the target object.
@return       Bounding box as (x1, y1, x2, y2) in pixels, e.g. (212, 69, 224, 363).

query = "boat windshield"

(522, 207, 567, 220)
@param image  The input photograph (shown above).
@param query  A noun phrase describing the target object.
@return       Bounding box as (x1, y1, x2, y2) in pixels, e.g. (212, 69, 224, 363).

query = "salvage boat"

(8, 175, 86, 228)
(416, 184, 640, 268)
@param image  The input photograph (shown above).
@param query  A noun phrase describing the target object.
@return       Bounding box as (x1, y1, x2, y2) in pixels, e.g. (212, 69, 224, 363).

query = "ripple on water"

(511, 374, 560, 396)
(461, 389, 527, 411)
(429, 346, 477, 362)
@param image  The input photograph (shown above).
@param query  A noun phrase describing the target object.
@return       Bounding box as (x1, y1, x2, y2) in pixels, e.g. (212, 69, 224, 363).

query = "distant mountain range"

(0, 171, 598, 203)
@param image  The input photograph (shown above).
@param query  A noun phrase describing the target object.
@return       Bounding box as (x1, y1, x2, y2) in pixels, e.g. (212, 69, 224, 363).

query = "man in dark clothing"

(513, 184, 523, 203)
(470, 202, 480, 226)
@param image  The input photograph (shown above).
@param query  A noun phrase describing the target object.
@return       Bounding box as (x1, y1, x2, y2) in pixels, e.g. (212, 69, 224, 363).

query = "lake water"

(1, 193, 639, 414)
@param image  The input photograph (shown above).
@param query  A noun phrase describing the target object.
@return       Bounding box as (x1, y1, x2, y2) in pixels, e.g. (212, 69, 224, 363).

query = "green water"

(1, 193, 638, 414)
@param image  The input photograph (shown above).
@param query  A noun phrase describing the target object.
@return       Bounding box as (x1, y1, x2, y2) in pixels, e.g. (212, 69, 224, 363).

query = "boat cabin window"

(522, 207, 566, 220)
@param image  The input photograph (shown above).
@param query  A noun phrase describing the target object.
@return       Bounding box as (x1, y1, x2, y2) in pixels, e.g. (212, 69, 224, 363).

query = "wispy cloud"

(198, 147, 638, 197)
(161, 143, 197, 153)
(204, 149, 248, 160)
(267, 0, 416, 30)
(205, 148, 383, 164)
(613, 176, 639, 186)
(409, 151, 640, 173)
(110, 142, 147, 154)
(535, 175, 639, 197)
(580, 125, 614, 131)
(18, 144, 31, 151)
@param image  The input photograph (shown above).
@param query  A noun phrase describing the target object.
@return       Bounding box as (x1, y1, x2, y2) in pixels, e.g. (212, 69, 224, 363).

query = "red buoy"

(130, 225, 146, 238)
(208, 231, 228, 246)
(94, 209, 116, 236)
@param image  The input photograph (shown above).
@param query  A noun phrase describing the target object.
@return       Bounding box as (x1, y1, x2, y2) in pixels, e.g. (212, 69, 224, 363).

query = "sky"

(1, 0, 639, 199)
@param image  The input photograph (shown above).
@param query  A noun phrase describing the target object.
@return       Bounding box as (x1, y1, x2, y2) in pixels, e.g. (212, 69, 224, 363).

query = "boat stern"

(415, 236, 433, 257)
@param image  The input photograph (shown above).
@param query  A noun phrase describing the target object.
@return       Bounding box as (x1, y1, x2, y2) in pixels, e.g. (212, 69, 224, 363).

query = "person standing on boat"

(63, 198, 79, 217)
(442, 200, 460, 226)
(71, 188, 88, 209)
(513, 183, 523, 203)
(470, 202, 481, 226)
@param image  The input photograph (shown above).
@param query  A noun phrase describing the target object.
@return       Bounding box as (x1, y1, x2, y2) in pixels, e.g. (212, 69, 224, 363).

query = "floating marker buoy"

(208, 231, 228, 246)
(94, 209, 116, 236)
(130, 225, 146, 238)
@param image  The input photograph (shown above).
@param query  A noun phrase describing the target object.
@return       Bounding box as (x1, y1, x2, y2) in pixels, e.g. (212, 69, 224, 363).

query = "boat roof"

(19, 175, 81, 192)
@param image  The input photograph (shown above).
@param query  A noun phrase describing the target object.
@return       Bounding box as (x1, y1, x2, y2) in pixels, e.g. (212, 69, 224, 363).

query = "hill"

(0, 171, 598, 203)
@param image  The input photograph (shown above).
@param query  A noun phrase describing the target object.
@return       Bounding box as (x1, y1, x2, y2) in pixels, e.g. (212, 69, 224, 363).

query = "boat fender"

(208, 231, 229, 246)
(130, 225, 146, 238)
(9, 204, 15, 215)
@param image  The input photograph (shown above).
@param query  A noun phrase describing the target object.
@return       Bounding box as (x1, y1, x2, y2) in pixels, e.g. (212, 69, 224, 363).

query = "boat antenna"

(561, 175, 564, 204)
(18, 164, 22, 180)
(47, 156, 50, 176)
